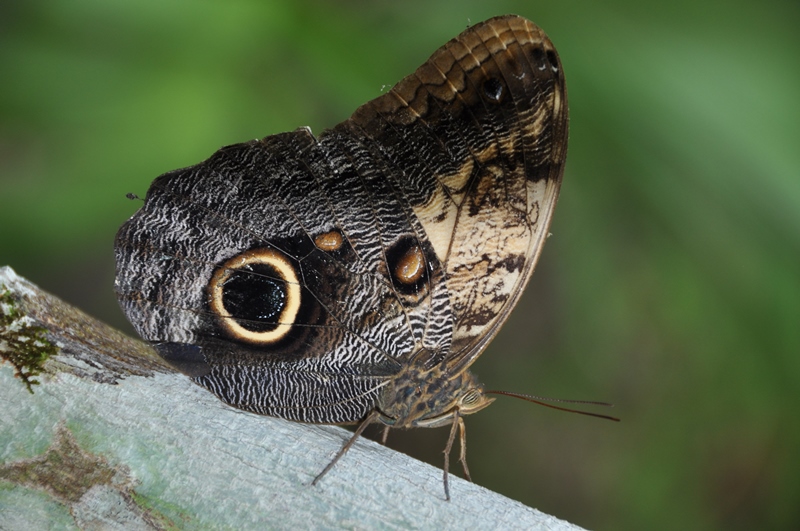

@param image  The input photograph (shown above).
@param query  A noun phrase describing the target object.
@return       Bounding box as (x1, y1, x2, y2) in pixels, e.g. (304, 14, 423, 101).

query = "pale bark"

(0, 266, 584, 530)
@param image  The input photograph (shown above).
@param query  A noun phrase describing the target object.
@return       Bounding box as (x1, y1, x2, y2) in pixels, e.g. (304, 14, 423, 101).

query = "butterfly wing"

(336, 15, 568, 372)
(115, 126, 418, 423)
(114, 15, 567, 424)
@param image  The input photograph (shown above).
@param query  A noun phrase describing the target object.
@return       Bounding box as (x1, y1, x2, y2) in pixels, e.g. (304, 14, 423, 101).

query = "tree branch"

(0, 266, 584, 530)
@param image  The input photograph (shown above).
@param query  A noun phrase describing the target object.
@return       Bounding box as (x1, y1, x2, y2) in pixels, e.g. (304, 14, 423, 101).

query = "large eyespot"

(208, 248, 301, 345)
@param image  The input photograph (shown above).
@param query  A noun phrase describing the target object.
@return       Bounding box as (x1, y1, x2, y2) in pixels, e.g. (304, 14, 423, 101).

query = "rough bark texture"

(0, 266, 584, 530)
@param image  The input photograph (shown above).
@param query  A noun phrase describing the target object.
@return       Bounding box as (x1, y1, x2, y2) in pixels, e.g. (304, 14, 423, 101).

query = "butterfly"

(114, 14, 568, 500)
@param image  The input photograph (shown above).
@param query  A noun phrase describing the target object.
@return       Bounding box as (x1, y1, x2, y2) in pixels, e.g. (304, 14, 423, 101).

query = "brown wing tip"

(453, 15, 549, 50)
(344, 16, 557, 132)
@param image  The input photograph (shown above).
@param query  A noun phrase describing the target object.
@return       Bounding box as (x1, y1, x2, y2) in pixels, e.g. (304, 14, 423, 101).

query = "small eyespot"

(482, 77, 504, 103)
(546, 49, 559, 72)
(385, 237, 430, 297)
(531, 47, 546, 69)
(393, 245, 425, 285)
(314, 230, 344, 252)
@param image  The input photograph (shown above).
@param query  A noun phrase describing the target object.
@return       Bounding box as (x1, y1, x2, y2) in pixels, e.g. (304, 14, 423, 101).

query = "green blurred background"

(1, 0, 798, 529)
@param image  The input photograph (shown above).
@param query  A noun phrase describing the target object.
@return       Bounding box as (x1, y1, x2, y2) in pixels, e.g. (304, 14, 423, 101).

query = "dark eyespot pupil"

(546, 49, 559, 72)
(221, 263, 285, 332)
(482, 77, 504, 102)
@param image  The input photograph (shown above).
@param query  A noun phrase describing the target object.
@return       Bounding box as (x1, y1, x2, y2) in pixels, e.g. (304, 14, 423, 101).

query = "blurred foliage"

(1, 0, 798, 529)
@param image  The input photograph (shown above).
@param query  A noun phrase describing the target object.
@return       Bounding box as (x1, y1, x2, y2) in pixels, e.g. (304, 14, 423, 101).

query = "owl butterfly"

(115, 15, 568, 499)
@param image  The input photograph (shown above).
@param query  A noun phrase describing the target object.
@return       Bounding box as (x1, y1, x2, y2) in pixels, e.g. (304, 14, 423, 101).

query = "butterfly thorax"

(376, 362, 495, 429)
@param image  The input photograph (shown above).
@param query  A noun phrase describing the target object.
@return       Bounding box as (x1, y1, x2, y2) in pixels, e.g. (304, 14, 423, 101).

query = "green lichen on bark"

(0, 287, 58, 392)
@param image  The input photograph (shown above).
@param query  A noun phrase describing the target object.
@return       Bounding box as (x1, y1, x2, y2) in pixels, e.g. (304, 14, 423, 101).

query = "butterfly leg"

(312, 410, 380, 486)
(442, 409, 461, 501)
(380, 425, 391, 445)
(457, 415, 472, 482)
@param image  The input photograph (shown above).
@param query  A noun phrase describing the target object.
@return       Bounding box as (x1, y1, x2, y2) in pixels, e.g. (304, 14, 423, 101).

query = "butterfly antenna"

(485, 390, 620, 422)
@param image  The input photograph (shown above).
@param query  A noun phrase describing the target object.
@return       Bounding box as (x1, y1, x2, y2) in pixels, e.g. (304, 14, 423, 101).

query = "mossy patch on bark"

(0, 287, 58, 392)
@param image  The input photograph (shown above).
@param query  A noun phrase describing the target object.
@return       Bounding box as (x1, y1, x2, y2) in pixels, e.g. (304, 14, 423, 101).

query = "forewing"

(335, 15, 568, 371)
